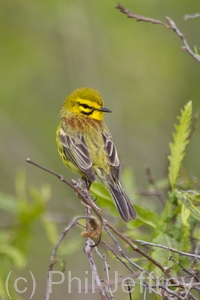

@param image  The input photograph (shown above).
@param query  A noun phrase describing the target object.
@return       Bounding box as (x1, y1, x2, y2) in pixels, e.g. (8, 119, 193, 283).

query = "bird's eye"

(81, 104, 90, 109)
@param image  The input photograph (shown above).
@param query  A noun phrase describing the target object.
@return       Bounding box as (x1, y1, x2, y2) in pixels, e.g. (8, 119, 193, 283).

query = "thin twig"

(26, 158, 169, 275)
(165, 16, 200, 62)
(116, 3, 200, 63)
(135, 239, 200, 259)
(101, 239, 137, 274)
(102, 254, 114, 299)
(169, 256, 200, 282)
(84, 238, 107, 299)
(104, 223, 170, 275)
(187, 292, 199, 300)
(102, 227, 185, 298)
(116, 3, 168, 27)
(92, 242, 114, 297)
(84, 204, 107, 297)
(27, 158, 199, 300)
(26, 158, 103, 223)
(184, 13, 200, 20)
(143, 286, 147, 300)
(102, 235, 183, 299)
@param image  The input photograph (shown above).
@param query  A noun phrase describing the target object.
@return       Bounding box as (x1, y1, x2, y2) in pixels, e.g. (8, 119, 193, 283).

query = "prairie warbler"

(56, 87, 136, 222)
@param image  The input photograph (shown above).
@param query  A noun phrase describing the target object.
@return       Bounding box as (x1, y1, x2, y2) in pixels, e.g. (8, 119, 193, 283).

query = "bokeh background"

(1, 0, 200, 299)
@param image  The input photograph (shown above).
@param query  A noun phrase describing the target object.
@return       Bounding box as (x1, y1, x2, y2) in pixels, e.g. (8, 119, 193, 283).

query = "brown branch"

(116, 3, 168, 27)
(116, 3, 200, 63)
(104, 222, 170, 276)
(169, 256, 200, 283)
(27, 158, 168, 275)
(101, 239, 138, 274)
(135, 239, 200, 259)
(26, 158, 104, 223)
(83, 240, 187, 299)
(102, 227, 185, 299)
(27, 158, 199, 299)
(27, 158, 165, 275)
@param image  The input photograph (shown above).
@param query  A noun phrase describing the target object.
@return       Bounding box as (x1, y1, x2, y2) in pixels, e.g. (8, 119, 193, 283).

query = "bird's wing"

(101, 132, 121, 180)
(59, 128, 96, 182)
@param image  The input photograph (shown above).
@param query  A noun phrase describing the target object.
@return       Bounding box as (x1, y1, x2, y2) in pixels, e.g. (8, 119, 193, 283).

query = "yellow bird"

(56, 87, 136, 222)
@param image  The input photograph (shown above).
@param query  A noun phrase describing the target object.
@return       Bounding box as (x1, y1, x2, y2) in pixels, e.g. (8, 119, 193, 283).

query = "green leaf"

(151, 233, 180, 277)
(182, 223, 190, 252)
(90, 181, 117, 215)
(181, 204, 190, 226)
(58, 259, 66, 272)
(168, 101, 192, 191)
(175, 189, 200, 221)
(127, 218, 144, 229)
(90, 181, 111, 202)
(128, 205, 158, 228)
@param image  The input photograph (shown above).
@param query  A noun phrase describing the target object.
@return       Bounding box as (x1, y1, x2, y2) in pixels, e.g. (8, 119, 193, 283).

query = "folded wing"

(59, 128, 96, 182)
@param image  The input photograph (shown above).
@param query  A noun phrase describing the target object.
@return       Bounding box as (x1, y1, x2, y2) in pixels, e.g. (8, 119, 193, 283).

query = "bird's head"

(60, 87, 112, 121)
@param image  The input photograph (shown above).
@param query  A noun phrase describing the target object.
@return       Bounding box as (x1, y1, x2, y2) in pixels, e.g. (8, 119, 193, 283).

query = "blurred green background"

(1, 0, 200, 299)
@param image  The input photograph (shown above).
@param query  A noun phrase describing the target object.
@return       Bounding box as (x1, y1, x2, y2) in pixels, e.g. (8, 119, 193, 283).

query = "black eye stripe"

(78, 102, 97, 115)
(79, 103, 94, 109)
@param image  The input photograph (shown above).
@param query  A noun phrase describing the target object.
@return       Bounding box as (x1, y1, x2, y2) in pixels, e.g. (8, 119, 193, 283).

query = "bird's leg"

(81, 177, 101, 212)
(80, 177, 93, 208)
(82, 177, 98, 202)
(82, 176, 92, 190)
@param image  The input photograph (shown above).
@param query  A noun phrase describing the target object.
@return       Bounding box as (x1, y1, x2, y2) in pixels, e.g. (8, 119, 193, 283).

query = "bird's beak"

(98, 106, 112, 113)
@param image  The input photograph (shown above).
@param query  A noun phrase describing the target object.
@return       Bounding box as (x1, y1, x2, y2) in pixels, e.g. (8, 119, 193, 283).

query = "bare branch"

(184, 13, 200, 20)
(101, 239, 138, 274)
(165, 16, 200, 62)
(116, 3, 200, 63)
(27, 158, 200, 299)
(27, 158, 170, 276)
(135, 239, 200, 259)
(102, 254, 114, 299)
(26, 158, 104, 223)
(169, 256, 200, 282)
(116, 3, 167, 27)
(104, 223, 170, 275)
(84, 238, 107, 299)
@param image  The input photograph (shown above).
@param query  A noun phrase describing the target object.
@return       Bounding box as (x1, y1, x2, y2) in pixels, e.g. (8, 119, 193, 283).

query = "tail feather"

(108, 181, 136, 222)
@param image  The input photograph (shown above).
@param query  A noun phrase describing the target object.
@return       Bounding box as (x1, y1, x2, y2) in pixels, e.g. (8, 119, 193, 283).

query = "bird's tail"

(107, 180, 136, 222)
